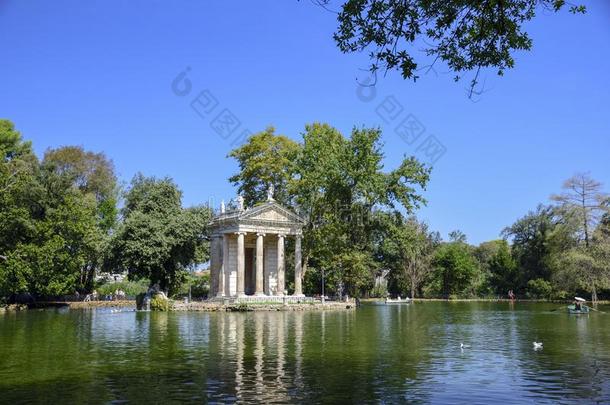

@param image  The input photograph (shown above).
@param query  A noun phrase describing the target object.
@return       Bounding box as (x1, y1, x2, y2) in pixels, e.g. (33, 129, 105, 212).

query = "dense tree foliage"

(106, 175, 212, 295)
(556, 213, 610, 302)
(379, 213, 439, 298)
(228, 127, 300, 207)
(0, 120, 117, 301)
(485, 240, 518, 296)
(501, 187, 610, 301)
(297, 124, 431, 296)
(429, 240, 479, 298)
(43, 145, 118, 231)
(501, 205, 577, 291)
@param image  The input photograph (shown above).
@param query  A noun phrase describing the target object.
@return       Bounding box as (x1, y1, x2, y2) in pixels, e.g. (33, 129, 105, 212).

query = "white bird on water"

(460, 343, 470, 349)
(533, 342, 543, 350)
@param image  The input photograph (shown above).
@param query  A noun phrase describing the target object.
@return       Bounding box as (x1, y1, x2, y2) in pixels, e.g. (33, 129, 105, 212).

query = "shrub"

(190, 273, 210, 298)
(96, 279, 149, 298)
(150, 294, 171, 311)
(549, 288, 569, 300)
(172, 273, 209, 299)
(228, 303, 253, 312)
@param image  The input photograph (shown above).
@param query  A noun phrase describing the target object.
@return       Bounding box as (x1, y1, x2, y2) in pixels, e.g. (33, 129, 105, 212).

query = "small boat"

(567, 304, 590, 314)
(385, 296, 411, 305)
(568, 297, 590, 314)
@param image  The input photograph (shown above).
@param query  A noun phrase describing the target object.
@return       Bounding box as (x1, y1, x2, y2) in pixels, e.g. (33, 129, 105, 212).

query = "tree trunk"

(592, 284, 598, 303)
(581, 184, 590, 248)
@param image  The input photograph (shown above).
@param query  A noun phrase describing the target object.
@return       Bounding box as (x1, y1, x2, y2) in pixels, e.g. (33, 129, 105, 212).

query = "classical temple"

(208, 190, 306, 301)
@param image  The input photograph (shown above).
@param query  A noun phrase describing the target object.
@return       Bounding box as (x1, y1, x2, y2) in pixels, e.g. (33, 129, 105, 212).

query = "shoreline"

(3, 298, 608, 313)
(0, 300, 136, 312)
(1, 299, 355, 312)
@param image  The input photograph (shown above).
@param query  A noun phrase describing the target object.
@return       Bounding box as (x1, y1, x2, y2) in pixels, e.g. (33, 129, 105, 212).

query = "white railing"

(211, 295, 316, 304)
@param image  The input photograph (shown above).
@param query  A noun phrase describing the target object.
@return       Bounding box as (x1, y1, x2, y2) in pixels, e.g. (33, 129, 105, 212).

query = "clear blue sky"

(1, 1, 609, 244)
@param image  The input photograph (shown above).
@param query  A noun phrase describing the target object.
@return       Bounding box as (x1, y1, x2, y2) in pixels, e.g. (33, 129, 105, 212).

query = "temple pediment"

(210, 199, 305, 237)
(239, 202, 304, 225)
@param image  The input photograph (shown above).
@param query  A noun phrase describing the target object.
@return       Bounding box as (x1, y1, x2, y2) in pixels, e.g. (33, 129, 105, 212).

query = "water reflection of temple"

(213, 312, 305, 403)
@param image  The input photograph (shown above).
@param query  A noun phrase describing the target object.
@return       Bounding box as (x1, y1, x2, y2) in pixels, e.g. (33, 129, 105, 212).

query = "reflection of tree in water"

(93, 311, 211, 402)
(1, 307, 429, 402)
(2, 304, 610, 403)
(363, 305, 436, 403)
(0, 309, 102, 403)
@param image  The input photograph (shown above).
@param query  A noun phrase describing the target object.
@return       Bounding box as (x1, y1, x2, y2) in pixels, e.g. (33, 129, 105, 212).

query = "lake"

(1, 302, 609, 404)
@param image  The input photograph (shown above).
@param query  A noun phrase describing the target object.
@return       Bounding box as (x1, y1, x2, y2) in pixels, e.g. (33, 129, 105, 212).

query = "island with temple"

(169, 188, 355, 311)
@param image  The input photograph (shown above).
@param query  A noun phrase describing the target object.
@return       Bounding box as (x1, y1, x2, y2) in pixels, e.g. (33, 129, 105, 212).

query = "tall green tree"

(431, 240, 479, 298)
(1, 120, 108, 299)
(502, 204, 577, 292)
(6, 191, 100, 298)
(474, 239, 503, 294)
(0, 120, 41, 255)
(558, 244, 609, 302)
(43, 145, 118, 231)
(486, 240, 518, 296)
(228, 127, 300, 207)
(289, 123, 347, 290)
(41, 146, 119, 289)
(291, 123, 430, 296)
(107, 174, 212, 295)
(379, 213, 438, 298)
(0, 121, 40, 299)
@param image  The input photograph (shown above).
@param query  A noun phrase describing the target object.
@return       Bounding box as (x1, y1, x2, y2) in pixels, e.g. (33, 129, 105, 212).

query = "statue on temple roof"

(267, 183, 275, 202)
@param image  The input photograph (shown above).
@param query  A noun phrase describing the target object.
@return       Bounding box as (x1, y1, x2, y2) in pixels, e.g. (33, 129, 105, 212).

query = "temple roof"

(210, 200, 304, 236)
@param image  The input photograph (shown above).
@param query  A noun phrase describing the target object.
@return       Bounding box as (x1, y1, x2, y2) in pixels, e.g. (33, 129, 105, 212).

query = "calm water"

(1, 302, 609, 404)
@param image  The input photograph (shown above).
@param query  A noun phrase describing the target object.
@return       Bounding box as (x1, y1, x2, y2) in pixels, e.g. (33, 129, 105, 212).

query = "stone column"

(209, 236, 219, 297)
(294, 234, 304, 296)
(255, 233, 265, 295)
(236, 232, 246, 297)
(210, 236, 218, 296)
(276, 233, 285, 295)
(217, 234, 228, 297)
